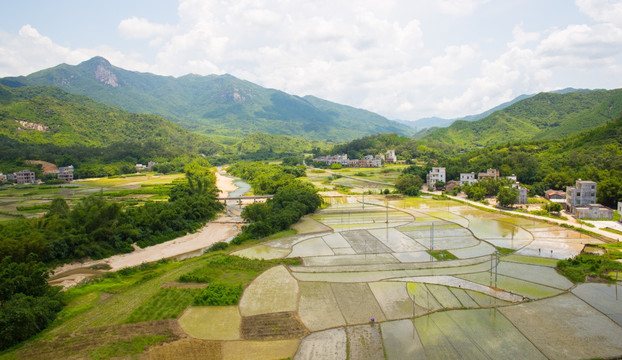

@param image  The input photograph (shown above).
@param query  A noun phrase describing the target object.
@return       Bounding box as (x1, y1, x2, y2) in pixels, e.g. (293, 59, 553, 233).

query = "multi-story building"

(426, 167, 446, 188)
(386, 150, 397, 164)
(460, 172, 477, 185)
(478, 168, 500, 180)
(57, 165, 74, 181)
(512, 182, 528, 204)
(566, 180, 597, 211)
(566, 180, 612, 219)
(15, 170, 36, 184)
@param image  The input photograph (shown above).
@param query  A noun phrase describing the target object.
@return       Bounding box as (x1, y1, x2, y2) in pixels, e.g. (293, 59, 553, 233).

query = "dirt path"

(51, 169, 243, 288)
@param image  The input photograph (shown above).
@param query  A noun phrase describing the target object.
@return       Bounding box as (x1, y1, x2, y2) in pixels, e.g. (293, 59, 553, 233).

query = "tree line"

(0, 158, 223, 350)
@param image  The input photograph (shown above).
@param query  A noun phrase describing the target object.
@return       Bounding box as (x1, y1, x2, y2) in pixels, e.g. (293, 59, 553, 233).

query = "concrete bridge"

(217, 195, 274, 204)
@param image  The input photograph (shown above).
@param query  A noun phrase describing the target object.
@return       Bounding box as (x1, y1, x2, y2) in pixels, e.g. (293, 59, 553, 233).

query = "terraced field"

(6, 195, 622, 359)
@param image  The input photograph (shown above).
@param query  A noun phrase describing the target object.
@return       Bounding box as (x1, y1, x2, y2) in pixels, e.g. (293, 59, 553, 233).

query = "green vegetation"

(227, 162, 322, 244)
(1, 57, 412, 142)
(178, 254, 301, 306)
(557, 249, 622, 283)
(0, 160, 222, 349)
(88, 334, 169, 360)
(497, 187, 519, 208)
(124, 288, 200, 323)
(427, 250, 458, 261)
(425, 89, 622, 150)
(0, 84, 222, 178)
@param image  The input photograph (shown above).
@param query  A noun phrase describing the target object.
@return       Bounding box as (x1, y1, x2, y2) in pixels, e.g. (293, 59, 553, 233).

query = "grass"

(603, 227, 622, 235)
(178, 254, 301, 306)
(557, 252, 622, 283)
(495, 247, 515, 256)
(427, 250, 458, 261)
(88, 335, 168, 360)
(124, 288, 201, 323)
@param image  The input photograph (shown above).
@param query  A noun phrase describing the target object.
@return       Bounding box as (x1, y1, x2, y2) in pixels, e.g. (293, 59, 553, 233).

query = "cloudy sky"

(1, 0, 621, 120)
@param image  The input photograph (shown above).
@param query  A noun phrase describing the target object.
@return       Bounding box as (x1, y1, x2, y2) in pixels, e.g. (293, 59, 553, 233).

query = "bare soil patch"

(146, 339, 221, 360)
(16, 320, 185, 360)
(25, 159, 58, 174)
(160, 281, 207, 289)
(241, 311, 308, 340)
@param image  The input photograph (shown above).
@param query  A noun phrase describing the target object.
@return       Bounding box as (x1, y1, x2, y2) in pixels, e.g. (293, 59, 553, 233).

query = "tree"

(543, 202, 563, 214)
(497, 187, 519, 208)
(395, 174, 423, 196)
(434, 181, 446, 190)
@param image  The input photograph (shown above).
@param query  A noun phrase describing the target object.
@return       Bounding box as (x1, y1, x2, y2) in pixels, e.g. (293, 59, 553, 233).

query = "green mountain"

(1, 57, 413, 142)
(0, 84, 221, 153)
(423, 89, 622, 150)
(235, 133, 328, 154)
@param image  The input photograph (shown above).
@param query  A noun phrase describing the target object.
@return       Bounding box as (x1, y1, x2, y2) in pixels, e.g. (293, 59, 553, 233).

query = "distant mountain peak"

(81, 57, 119, 87)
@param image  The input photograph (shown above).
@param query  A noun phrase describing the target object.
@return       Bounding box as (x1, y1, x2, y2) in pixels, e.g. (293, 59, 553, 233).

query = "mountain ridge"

(0, 57, 413, 142)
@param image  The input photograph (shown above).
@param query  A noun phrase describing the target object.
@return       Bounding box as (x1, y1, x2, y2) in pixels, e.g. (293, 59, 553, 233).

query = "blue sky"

(1, 0, 621, 120)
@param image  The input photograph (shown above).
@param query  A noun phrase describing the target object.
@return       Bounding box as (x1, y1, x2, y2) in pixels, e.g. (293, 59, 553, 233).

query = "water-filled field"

(176, 195, 619, 358)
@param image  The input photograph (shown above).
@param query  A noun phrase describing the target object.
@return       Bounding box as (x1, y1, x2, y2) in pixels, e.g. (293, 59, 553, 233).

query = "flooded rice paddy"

(183, 196, 621, 359)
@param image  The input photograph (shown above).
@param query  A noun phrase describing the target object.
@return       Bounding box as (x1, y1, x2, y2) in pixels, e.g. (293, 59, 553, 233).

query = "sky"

(1, 0, 622, 121)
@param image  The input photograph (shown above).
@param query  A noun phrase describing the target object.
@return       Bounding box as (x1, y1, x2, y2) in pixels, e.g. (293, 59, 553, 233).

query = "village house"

(545, 189, 568, 209)
(506, 174, 517, 181)
(618, 202, 622, 223)
(385, 150, 397, 164)
(0, 172, 6, 182)
(478, 168, 500, 180)
(15, 169, 36, 185)
(512, 182, 528, 204)
(147, 161, 157, 171)
(57, 165, 74, 181)
(566, 180, 613, 219)
(460, 172, 477, 185)
(426, 167, 446, 188)
(445, 180, 461, 192)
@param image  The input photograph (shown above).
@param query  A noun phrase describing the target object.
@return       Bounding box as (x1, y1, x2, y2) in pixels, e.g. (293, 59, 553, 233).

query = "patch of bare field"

(178, 306, 241, 340)
(346, 324, 384, 360)
(146, 339, 221, 360)
(221, 339, 300, 360)
(241, 311, 308, 340)
(16, 320, 185, 360)
(160, 281, 207, 289)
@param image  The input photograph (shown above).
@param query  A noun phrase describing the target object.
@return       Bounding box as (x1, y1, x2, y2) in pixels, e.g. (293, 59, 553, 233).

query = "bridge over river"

(217, 195, 274, 204)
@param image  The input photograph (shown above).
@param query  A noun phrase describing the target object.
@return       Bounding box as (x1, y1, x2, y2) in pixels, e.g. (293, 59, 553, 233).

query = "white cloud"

(2, 1, 622, 121)
(576, 0, 622, 26)
(118, 17, 175, 40)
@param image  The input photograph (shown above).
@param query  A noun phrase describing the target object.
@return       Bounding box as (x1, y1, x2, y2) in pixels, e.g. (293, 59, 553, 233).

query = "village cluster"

(314, 151, 620, 222)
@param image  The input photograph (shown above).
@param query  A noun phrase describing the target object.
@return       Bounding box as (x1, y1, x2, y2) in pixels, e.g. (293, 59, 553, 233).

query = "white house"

(426, 167, 446, 188)
(460, 172, 477, 185)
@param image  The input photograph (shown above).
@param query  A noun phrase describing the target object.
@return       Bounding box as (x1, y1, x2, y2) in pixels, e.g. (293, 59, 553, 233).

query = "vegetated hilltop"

(235, 133, 329, 155)
(0, 56, 413, 142)
(423, 89, 622, 150)
(0, 84, 222, 177)
(0, 84, 220, 152)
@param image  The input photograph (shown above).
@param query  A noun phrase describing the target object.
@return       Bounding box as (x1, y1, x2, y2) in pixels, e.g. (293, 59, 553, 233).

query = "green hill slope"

(0, 84, 220, 153)
(1, 57, 413, 141)
(424, 89, 622, 149)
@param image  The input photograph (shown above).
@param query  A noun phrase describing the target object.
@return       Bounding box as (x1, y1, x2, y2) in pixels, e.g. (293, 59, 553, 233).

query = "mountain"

(400, 94, 535, 132)
(235, 133, 328, 154)
(423, 89, 622, 150)
(0, 84, 221, 153)
(0, 57, 413, 142)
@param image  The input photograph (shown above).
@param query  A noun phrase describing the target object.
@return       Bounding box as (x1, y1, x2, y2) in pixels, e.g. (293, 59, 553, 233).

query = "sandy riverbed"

(50, 170, 243, 288)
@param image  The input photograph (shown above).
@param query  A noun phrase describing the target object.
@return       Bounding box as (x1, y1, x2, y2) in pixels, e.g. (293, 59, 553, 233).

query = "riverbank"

(50, 169, 244, 288)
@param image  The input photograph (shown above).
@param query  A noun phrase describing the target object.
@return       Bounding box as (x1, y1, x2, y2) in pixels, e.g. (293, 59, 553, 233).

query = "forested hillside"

(0, 84, 221, 177)
(424, 89, 622, 150)
(1, 57, 413, 141)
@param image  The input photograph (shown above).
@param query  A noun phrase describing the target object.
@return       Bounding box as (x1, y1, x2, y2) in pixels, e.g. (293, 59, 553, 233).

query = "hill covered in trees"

(1, 57, 413, 142)
(0, 84, 221, 177)
(423, 89, 622, 150)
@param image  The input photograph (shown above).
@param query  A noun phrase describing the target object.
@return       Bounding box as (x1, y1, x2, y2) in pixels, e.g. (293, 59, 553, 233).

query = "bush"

(205, 242, 228, 253)
(193, 284, 243, 306)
